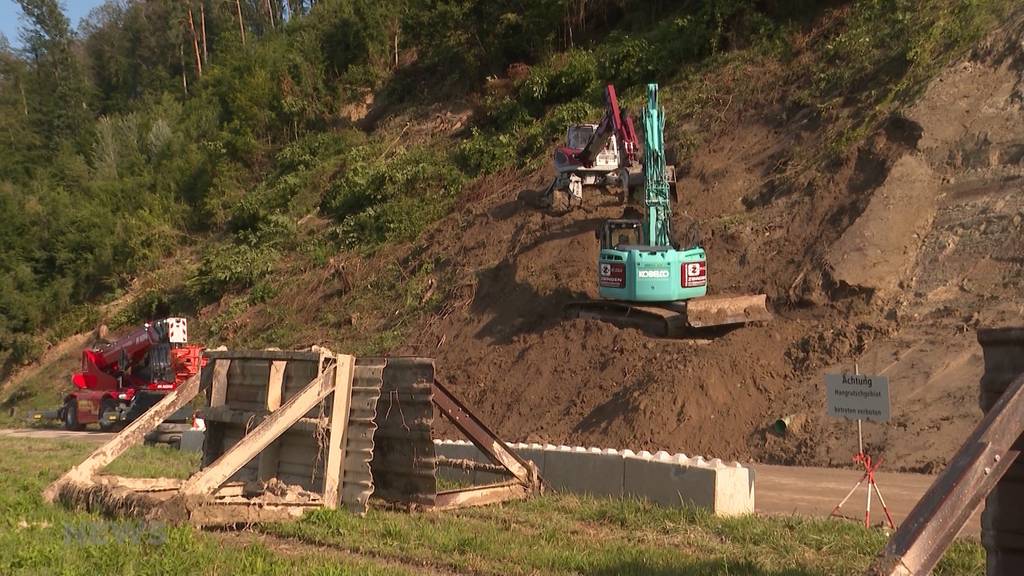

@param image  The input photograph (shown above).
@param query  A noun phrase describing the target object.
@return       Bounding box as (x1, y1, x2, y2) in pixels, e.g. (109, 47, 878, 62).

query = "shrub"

(323, 146, 464, 249)
(187, 243, 280, 299)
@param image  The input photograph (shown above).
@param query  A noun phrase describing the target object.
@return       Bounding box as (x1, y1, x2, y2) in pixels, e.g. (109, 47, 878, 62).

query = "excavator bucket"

(683, 294, 772, 329)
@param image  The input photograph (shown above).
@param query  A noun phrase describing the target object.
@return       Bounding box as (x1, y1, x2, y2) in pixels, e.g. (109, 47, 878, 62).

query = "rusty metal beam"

(867, 373, 1024, 576)
(432, 379, 538, 489)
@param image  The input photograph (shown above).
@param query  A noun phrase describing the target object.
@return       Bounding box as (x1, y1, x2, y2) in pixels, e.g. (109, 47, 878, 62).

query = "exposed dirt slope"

(388, 17, 1024, 470)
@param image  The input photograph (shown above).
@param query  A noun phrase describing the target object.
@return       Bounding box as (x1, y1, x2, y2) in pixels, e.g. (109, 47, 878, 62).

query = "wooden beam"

(205, 350, 321, 362)
(43, 373, 203, 503)
(182, 501, 317, 526)
(210, 359, 231, 408)
(179, 370, 336, 497)
(201, 406, 326, 431)
(866, 373, 1024, 576)
(322, 355, 355, 508)
(258, 360, 288, 482)
(434, 482, 530, 511)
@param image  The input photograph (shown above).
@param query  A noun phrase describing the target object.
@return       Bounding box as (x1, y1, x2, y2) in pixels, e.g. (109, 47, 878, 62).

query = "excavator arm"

(556, 85, 639, 169)
(640, 83, 672, 248)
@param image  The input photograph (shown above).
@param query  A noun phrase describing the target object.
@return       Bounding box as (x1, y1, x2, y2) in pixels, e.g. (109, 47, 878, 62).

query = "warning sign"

(683, 261, 706, 287)
(599, 262, 626, 288)
(825, 373, 890, 423)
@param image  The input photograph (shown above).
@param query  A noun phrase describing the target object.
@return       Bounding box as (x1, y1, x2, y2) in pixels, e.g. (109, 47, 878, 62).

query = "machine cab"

(598, 219, 643, 251)
(563, 124, 620, 171)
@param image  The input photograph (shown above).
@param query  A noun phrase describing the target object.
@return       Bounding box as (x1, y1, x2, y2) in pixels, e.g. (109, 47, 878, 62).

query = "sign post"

(825, 365, 895, 529)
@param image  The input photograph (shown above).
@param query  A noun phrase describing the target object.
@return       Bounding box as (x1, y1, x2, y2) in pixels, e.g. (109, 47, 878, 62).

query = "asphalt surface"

(0, 428, 980, 535)
(752, 463, 981, 536)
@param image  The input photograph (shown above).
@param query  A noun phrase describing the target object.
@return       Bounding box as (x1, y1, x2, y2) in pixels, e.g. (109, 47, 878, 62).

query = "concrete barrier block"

(542, 445, 624, 497)
(433, 440, 477, 485)
(715, 461, 756, 517)
(179, 430, 205, 453)
(432, 440, 754, 516)
(624, 451, 715, 510)
(623, 451, 754, 516)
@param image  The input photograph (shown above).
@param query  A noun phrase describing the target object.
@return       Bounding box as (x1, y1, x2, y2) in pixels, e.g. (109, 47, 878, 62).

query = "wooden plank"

(210, 359, 231, 408)
(95, 476, 184, 492)
(434, 482, 530, 511)
(266, 360, 286, 410)
(186, 501, 317, 526)
(202, 406, 326, 432)
(867, 373, 1024, 576)
(179, 370, 336, 497)
(322, 355, 355, 509)
(42, 373, 203, 503)
(258, 360, 288, 482)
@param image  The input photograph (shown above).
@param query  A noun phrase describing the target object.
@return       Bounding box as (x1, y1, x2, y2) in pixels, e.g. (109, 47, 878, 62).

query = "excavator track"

(564, 294, 771, 338)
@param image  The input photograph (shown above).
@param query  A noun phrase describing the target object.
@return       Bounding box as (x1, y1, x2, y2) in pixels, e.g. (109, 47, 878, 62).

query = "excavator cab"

(599, 219, 643, 250)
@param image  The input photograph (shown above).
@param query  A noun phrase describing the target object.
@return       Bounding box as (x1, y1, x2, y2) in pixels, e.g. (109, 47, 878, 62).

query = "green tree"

(16, 0, 93, 151)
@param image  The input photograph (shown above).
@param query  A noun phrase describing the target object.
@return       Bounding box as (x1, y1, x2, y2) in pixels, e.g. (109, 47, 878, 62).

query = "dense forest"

(0, 0, 1006, 380)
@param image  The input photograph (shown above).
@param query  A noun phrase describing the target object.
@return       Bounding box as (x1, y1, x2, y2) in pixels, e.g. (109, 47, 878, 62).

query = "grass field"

(0, 436, 984, 575)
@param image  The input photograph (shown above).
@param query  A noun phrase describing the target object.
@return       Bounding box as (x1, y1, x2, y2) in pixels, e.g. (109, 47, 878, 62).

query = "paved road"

(753, 463, 981, 536)
(0, 428, 979, 535)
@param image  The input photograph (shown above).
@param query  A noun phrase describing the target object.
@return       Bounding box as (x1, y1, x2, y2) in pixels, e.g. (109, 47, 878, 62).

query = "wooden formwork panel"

(199, 352, 437, 513)
(46, 349, 541, 524)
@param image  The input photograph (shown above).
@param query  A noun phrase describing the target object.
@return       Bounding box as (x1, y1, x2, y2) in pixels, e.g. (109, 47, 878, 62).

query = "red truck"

(36, 318, 205, 431)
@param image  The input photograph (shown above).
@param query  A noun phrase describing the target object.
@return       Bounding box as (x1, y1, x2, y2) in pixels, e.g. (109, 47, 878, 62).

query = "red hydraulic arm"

(73, 325, 158, 391)
(72, 319, 198, 393)
(556, 84, 639, 169)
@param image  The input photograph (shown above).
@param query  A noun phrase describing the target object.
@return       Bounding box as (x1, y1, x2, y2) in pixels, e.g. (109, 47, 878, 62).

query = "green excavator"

(565, 84, 771, 337)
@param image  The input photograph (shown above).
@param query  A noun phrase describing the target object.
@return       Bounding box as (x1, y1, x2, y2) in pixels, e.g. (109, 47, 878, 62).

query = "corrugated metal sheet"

(341, 359, 383, 514)
(369, 358, 437, 508)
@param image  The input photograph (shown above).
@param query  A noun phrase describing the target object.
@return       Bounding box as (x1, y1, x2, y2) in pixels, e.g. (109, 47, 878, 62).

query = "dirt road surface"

(8, 428, 979, 536)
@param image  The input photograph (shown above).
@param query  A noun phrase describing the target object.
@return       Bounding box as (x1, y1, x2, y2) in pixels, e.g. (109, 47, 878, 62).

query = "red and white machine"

(53, 318, 205, 431)
(539, 84, 675, 212)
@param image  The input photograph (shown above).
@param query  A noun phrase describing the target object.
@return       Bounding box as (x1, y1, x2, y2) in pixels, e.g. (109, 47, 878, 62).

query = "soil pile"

(392, 16, 1024, 471)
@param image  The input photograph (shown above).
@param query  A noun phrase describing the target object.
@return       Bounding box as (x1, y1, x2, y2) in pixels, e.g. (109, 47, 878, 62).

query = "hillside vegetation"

(3, 0, 1022, 467)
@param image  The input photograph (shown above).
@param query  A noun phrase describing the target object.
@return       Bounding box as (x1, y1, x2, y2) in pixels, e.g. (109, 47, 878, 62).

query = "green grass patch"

(0, 437, 412, 575)
(0, 436, 985, 575)
(268, 492, 984, 576)
(102, 444, 201, 479)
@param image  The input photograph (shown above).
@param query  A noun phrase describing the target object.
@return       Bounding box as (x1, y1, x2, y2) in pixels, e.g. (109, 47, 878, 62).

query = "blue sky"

(2, 0, 106, 48)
